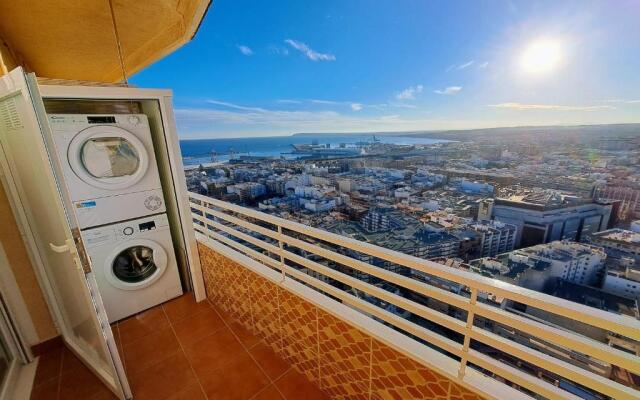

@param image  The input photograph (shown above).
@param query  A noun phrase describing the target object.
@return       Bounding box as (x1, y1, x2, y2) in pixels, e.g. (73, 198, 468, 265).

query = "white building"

(602, 268, 640, 300)
(303, 199, 336, 213)
(226, 182, 266, 202)
(468, 220, 517, 258)
(588, 229, 640, 261)
(508, 241, 607, 287)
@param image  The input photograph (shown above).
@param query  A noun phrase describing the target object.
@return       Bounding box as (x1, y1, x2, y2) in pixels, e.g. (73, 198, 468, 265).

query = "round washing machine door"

(104, 239, 168, 291)
(68, 125, 150, 190)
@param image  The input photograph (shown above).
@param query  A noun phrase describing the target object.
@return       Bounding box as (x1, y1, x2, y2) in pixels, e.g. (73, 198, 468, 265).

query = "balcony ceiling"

(0, 0, 211, 82)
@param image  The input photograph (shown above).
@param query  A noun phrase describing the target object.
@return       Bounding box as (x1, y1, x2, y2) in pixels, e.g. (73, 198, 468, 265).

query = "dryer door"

(104, 239, 168, 291)
(68, 125, 150, 190)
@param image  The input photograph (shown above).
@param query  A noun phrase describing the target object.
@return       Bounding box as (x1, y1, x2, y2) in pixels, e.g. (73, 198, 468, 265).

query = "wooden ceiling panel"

(0, 0, 210, 82)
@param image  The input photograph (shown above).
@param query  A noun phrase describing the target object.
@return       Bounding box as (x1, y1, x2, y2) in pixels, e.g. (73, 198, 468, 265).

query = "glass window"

(112, 246, 157, 283)
(81, 137, 139, 178)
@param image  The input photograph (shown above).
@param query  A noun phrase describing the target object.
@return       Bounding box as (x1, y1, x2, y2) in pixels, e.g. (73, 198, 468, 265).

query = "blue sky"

(131, 0, 640, 139)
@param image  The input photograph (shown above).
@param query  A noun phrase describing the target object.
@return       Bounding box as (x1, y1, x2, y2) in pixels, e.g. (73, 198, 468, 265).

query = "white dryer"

(82, 214, 183, 322)
(48, 114, 166, 229)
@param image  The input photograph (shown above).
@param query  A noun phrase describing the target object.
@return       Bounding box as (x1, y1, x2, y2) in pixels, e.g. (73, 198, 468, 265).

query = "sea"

(180, 134, 448, 166)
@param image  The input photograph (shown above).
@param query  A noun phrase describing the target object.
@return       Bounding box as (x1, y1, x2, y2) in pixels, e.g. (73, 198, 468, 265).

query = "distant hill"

(293, 123, 640, 142)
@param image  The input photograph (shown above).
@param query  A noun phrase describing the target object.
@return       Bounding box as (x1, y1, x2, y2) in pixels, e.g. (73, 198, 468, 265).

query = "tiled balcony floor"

(30, 294, 329, 400)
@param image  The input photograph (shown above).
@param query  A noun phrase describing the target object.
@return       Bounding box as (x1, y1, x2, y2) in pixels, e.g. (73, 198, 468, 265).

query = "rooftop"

(552, 280, 639, 318)
(592, 228, 640, 245)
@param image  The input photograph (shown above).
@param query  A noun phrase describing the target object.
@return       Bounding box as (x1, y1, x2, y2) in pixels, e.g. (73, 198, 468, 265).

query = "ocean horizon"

(179, 134, 449, 165)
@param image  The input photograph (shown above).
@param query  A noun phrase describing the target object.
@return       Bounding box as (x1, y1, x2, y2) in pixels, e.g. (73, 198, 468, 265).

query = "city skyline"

(131, 0, 640, 138)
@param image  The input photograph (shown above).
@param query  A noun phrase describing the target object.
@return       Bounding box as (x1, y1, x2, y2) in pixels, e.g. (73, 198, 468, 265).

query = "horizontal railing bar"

(194, 208, 468, 335)
(210, 203, 474, 324)
(205, 208, 281, 241)
(189, 192, 640, 341)
(280, 233, 472, 311)
(469, 327, 639, 400)
(203, 229, 283, 271)
(198, 227, 466, 358)
(280, 247, 468, 335)
(473, 302, 640, 375)
(466, 350, 582, 400)
(195, 212, 462, 335)
(281, 260, 465, 358)
(192, 212, 281, 254)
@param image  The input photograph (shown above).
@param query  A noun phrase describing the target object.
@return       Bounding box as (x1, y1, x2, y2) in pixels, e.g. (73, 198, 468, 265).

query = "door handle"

(49, 239, 74, 253)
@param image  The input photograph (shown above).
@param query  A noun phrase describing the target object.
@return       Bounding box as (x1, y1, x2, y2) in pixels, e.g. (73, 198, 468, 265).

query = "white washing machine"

(82, 214, 183, 322)
(48, 113, 166, 229)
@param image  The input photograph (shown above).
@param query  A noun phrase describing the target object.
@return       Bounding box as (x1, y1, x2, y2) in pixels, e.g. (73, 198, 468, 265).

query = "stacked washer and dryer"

(48, 114, 183, 322)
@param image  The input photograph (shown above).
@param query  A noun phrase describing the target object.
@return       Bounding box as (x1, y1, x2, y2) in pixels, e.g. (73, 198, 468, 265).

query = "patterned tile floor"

(30, 294, 329, 400)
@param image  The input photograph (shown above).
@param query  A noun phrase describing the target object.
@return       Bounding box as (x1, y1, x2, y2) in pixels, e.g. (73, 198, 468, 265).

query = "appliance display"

(48, 113, 166, 229)
(82, 214, 183, 322)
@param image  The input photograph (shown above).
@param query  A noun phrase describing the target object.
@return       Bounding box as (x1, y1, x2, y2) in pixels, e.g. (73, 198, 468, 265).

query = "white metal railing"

(188, 192, 640, 400)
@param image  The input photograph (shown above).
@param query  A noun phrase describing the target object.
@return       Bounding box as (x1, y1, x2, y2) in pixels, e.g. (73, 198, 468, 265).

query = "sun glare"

(520, 39, 562, 75)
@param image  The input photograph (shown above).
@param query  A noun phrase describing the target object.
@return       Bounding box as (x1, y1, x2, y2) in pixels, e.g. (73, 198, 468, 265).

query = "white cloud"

(237, 45, 253, 56)
(396, 85, 423, 100)
(175, 100, 447, 138)
(310, 99, 341, 105)
(277, 99, 302, 104)
(351, 103, 363, 111)
(602, 99, 640, 104)
(447, 60, 482, 71)
(489, 102, 615, 111)
(206, 99, 265, 112)
(457, 60, 475, 70)
(284, 39, 335, 61)
(268, 45, 289, 56)
(433, 86, 462, 95)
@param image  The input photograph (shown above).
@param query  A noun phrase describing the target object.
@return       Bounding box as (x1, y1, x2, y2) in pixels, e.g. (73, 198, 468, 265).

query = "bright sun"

(520, 39, 562, 74)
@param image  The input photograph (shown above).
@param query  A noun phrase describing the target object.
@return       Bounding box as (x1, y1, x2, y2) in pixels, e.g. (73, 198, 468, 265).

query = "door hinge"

(71, 228, 92, 274)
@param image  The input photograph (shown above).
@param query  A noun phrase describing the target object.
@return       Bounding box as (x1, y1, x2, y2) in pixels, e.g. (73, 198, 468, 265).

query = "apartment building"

(490, 191, 612, 247)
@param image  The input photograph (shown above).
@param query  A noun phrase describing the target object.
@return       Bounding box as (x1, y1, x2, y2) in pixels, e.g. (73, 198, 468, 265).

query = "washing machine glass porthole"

(112, 245, 157, 284)
(81, 137, 140, 179)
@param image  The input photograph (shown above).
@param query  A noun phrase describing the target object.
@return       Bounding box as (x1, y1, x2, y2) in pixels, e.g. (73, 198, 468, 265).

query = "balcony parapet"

(190, 192, 640, 400)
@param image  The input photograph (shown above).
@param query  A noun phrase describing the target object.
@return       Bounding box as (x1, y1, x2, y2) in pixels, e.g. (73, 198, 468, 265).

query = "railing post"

(277, 225, 286, 282)
(458, 287, 478, 379)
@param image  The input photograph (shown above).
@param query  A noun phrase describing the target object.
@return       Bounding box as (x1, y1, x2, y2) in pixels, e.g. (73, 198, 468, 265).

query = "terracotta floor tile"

(184, 327, 245, 374)
(34, 348, 62, 385)
(58, 363, 113, 400)
(165, 384, 207, 400)
(212, 305, 235, 325)
(249, 341, 291, 381)
(172, 306, 225, 348)
(129, 351, 198, 400)
(29, 377, 58, 400)
(198, 352, 270, 400)
(163, 294, 211, 323)
(227, 319, 261, 349)
(251, 385, 285, 400)
(123, 327, 181, 375)
(60, 347, 86, 375)
(87, 391, 119, 400)
(274, 369, 329, 400)
(118, 307, 170, 345)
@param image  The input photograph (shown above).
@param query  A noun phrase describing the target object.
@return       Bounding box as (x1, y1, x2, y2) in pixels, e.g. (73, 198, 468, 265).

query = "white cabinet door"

(0, 67, 130, 399)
